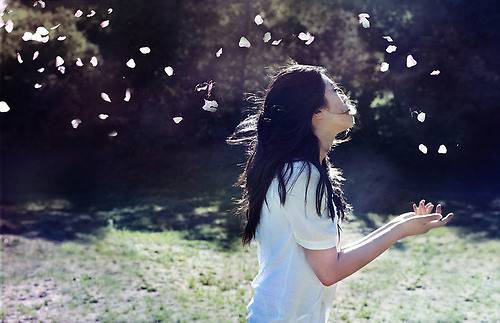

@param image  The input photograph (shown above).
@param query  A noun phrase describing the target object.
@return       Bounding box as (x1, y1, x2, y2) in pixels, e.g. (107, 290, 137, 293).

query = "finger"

(417, 200, 425, 214)
(412, 203, 417, 213)
(426, 203, 434, 214)
(429, 213, 454, 228)
(436, 204, 442, 214)
(419, 213, 443, 222)
(439, 212, 454, 223)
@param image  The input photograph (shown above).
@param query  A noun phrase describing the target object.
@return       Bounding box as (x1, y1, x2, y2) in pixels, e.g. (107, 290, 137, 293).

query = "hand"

(389, 199, 434, 225)
(399, 201, 454, 238)
(412, 199, 435, 215)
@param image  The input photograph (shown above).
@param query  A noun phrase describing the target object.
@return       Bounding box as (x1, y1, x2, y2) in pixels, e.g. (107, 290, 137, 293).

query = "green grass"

(2, 215, 499, 322)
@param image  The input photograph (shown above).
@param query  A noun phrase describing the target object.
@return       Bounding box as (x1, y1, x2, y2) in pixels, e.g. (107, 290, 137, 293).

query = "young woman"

(226, 61, 454, 322)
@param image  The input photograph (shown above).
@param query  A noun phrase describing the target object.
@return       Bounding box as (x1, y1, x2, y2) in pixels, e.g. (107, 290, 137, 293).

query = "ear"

(312, 109, 324, 120)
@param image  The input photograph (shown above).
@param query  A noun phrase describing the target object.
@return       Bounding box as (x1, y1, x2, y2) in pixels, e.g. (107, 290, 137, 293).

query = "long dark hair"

(226, 59, 354, 246)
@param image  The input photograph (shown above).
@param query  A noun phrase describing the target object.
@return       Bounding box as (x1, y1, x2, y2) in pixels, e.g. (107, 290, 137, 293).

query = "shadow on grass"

(2, 142, 499, 250)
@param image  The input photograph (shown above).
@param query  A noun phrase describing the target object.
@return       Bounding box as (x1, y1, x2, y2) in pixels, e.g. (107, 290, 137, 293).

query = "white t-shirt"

(246, 161, 339, 322)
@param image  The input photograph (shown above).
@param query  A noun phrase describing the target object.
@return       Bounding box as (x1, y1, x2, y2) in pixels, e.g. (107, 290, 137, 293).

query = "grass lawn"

(2, 143, 499, 321)
(2, 212, 499, 322)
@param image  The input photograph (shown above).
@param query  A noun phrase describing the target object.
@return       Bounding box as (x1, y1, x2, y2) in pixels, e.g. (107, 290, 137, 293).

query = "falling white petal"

(75, 9, 83, 17)
(0, 101, 11, 113)
(139, 47, 151, 54)
(358, 15, 370, 28)
(107, 8, 113, 14)
(382, 35, 393, 42)
(98, 113, 109, 120)
(55, 56, 64, 67)
(263, 32, 271, 43)
(32, 51, 39, 60)
(298, 32, 310, 41)
(17, 52, 23, 64)
(22, 32, 33, 41)
(417, 112, 426, 122)
(50, 24, 61, 30)
(430, 70, 440, 75)
(254, 15, 263, 25)
(164, 66, 174, 76)
(90, 56, 98, 66)
(37, 68, 45, 73)
(298, 32, 315, 45)
(124, 88, 131, 102)
(386, 45, 397, 53)
(438, 145, 447, 154)
(57, 35, 66, 41)
(418, 144, 428, 154)
(126, 58, 136, 68)
(87, 10, 96, 18)
(5, 20, 13, 33)
(71, 118, 81, 129)
(34, 83, 42, 89)
(239, 36, 251, 48)
(216, 48, 222, 57)
(173, 117, 183, 124)
(34, 0, 46, 8)
(380, 62, 389, 72)
(202, 99, 218, 112)
(406, 55, 417, 68)
(101, 92, 111, 102)
(108, 131, 118, 137)
(57, 66, 65, 74)
(271, 39, 282, 46)
(100, 20, 109, 28)
(76, 58, 83, 66)
(195, 83, 208, 91)
(36, 26, 49, 36)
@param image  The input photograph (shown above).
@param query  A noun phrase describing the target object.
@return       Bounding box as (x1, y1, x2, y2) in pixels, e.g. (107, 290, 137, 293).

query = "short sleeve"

(281, 162, 338, 250)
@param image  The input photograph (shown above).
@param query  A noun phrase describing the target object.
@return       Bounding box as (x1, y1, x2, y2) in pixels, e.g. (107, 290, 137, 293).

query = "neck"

(319, 147, 327, 163)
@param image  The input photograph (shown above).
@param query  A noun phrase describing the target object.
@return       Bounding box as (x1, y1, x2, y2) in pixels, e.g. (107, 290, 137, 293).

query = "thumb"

(428, 212, 443, 221)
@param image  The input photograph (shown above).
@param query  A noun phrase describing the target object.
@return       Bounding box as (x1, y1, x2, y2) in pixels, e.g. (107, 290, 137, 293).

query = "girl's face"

(313, 74, 355, 136)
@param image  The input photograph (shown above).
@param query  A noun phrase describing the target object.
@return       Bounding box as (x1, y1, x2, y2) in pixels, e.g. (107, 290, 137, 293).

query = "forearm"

(331, 222, 404, 285)
(342, 216, 400, 249)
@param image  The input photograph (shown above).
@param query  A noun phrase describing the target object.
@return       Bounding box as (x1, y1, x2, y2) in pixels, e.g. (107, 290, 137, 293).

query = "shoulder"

(287, 160, 321, 178)
(281, 160, 322, 192)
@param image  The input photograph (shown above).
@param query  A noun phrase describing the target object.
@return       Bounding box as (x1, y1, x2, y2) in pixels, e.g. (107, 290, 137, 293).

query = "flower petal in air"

(71, 119, 81, 129)
(126, 59, 136, 68)
(239, 36, 251, 48)
(406, 55, 417, 68)
(101, 92, 111, 102)
(0, 101, 11, 113)
(263, 32, 271, 43)
(254, 15, 263, 25)
(386, 45, 397, 53)
(55, 56, 64, 67)
(202, 99, 218, 112)
(124, 88, 131, 102)
(164, 66, 174, 76)
(380, 62, 389, 72)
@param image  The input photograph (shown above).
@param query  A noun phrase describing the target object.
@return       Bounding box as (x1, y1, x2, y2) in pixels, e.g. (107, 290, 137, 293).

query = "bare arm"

(340, 216, 400, 249)
(330, 222, 404, 285)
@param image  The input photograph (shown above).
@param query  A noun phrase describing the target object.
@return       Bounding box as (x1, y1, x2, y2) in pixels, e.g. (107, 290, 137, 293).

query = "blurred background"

(1, 0, 499, 322)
